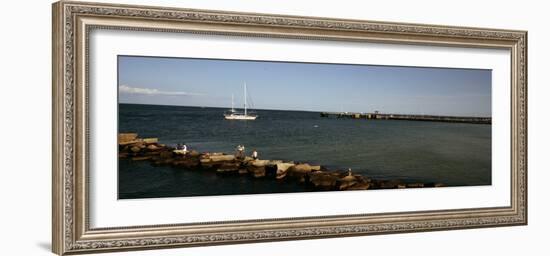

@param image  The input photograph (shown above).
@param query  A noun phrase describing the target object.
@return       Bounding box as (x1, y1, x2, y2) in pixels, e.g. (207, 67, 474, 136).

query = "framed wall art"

(52, 1, 527, 254)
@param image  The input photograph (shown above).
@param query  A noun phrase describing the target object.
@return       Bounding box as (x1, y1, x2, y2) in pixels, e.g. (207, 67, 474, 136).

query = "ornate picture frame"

(52, 1, 527, 255)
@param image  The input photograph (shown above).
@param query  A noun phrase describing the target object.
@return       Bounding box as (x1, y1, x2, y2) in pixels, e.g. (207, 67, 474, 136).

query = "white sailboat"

(224, 82, 258, 120)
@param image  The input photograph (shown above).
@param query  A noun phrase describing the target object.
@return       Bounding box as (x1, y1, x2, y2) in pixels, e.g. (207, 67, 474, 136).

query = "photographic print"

(53, 3, 527, 253)
(117, 56, 492, 199)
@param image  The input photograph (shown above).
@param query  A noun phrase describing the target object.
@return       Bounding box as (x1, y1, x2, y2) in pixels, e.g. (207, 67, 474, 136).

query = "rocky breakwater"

(118, 133, 445, 192)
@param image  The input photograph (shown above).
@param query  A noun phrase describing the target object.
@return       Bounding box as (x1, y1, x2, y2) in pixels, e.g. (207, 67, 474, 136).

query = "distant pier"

(320, 111, 491, 124)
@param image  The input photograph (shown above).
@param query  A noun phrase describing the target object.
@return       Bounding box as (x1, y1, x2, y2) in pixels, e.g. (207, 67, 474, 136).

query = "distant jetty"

(320, 111, 491, 124)
(118, 133, 445, 192)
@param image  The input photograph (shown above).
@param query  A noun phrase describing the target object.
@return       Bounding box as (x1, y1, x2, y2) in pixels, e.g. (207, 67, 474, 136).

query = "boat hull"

(224, 114, 258, 120)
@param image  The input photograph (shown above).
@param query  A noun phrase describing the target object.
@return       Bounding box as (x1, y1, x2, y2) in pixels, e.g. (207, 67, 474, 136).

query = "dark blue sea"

(118, 103, 491, 199)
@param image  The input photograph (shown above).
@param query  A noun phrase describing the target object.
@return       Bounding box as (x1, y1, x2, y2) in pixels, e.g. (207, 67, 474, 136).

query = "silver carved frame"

(52, 1, 527, 255)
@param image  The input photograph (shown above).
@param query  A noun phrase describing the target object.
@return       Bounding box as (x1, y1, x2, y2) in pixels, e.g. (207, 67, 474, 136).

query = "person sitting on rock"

(174, 143, 188, 155)
(182, 143, 188, 155)
(235, 145, 241, 158)
(252, 149, 258, 160)
(236, 145, 245, 159)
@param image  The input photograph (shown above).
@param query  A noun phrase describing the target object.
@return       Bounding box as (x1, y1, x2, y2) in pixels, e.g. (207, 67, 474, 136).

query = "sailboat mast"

(244, 82, 247, 116)
(231, 94, 234, 112)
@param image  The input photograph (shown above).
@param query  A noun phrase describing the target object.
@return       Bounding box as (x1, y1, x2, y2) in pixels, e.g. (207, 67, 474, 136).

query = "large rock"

(130, 146, 141, 153)
(199, 154, 235, 170)
(209, 154, 235, 162)
(159, 151, 173, 159)
(310, 165, 321, 171)
(217, 162, 241, 173)
(251, 160, 270, 167)
(338, 175, 358, 190)
(247, 165, 266, 178)
(264, 160, 282, 177)
(309, 172, 339, 190)
(288, 164, 313, 182)
(118, 133, 138, 145)
(143, 138, 158, 144)
(347, 181, 371, 190)
(292, 163, 312, 172)
(199, 157, 212, 164)
(354, 175, 371, 183)
(276, 163, 295, 170)
(188, 150, 200, 157)
(276, 163, 295, 179)
(244, 160, 268, 177)
(147, 144, 160, 151)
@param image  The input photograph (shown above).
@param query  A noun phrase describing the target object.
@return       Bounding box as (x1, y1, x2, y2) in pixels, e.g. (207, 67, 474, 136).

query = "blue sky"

(118, 56, 491, 117)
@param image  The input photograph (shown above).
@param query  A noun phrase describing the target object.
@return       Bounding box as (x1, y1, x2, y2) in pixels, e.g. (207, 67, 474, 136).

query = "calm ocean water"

(118, 103, 491, 199)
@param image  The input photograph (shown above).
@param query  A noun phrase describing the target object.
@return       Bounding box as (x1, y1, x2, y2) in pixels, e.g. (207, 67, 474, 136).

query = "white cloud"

(119, 85, 203, 96)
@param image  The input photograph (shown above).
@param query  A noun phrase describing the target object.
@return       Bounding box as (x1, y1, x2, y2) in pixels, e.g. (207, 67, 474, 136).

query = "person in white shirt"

(174, 143, 188, 155)
(182, 143, 188, 155)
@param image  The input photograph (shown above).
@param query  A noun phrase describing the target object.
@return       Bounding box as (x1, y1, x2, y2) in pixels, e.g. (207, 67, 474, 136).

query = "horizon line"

(118, 102, 492, 118)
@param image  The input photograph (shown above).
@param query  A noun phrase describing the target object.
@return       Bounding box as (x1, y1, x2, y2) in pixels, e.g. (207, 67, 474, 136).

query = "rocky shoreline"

(118, 133, 445, 192)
